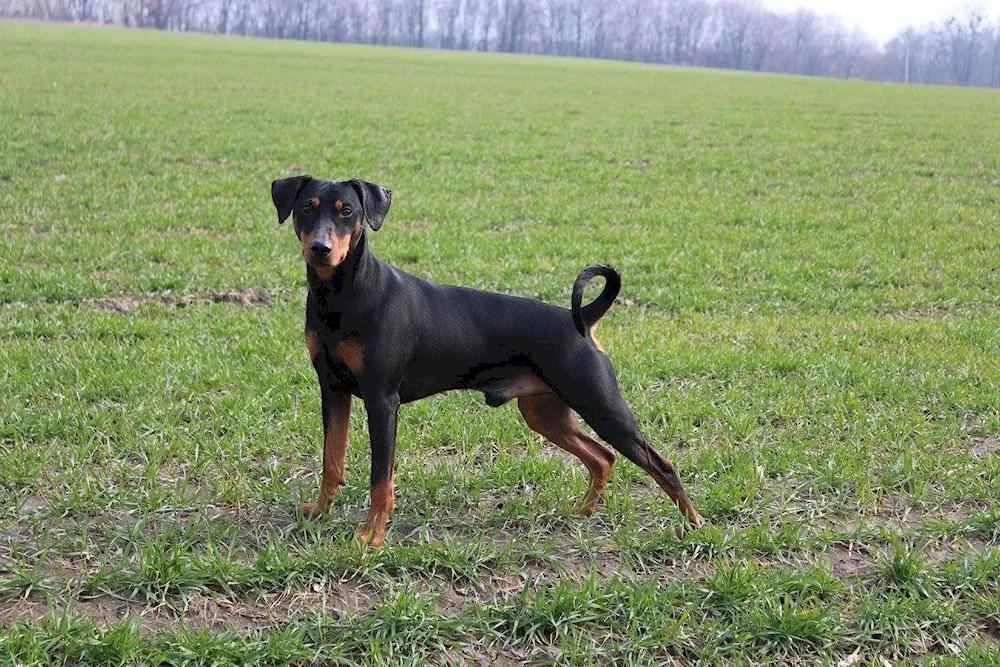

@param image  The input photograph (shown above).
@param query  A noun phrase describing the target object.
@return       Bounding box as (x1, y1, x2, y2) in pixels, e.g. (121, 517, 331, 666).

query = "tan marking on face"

(309, 197, 320, 209)
(301, 227, 340, 280)
(329, 231, 353, 267)
(337, 339, 364, 375)
(305, 330, 320, 363)
(301, 229, 317, 262)
(301, 221, 359, 280)
(334, 199, 343, 212)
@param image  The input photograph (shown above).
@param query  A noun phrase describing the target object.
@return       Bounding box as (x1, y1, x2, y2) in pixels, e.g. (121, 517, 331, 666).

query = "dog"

(271, 175, 703, 547)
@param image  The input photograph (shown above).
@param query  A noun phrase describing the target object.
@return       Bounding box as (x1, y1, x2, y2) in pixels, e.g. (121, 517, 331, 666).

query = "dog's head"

(270, 176, 392, 276)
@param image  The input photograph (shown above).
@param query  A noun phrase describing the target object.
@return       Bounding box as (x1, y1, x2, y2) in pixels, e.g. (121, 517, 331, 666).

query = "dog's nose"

(310, 241, 332, 256)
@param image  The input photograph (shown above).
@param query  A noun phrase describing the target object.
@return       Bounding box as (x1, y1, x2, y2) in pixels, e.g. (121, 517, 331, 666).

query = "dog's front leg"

(356, 391, 400, 548)
(303, 332, 352, 517)
(302, 387, 351, 517)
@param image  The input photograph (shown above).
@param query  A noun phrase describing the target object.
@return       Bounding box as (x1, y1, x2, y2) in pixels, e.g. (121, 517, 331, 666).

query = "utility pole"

(904, 41, 910, 83)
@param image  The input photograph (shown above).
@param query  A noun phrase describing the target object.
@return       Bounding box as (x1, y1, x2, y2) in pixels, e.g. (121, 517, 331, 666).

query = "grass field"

(2, 19, 1000, 665)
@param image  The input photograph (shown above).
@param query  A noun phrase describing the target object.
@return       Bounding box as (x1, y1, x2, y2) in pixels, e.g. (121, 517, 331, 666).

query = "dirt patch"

(615, 158, 651, 170)
(967, 436, 1000, 457)
(3, 288, 293, 312)
(982, 616, 1000, 644)
(19, 496, 48, 513)
(810, 499, 987, 535)
(89, 287, 278, 313)
(0, 532, 712, 636)
(91, 296, 143, 313)
(827, 544, 873, 577)
(0, 592, 329, 636)
(884, 307, 954, 320)
(420, 444, 466, 474)
(922, 535, 990, 564)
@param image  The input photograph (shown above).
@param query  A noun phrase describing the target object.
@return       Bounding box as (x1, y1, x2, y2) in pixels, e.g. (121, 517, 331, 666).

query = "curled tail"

(571, 265, 622, 337)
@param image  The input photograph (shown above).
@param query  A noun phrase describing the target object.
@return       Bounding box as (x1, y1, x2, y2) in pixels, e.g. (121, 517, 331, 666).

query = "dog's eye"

(301, 205, 313, 214)
(341, 207, 353, 217)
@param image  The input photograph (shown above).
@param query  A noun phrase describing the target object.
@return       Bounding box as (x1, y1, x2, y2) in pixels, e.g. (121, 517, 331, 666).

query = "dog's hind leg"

(518, 393, 616, 516)
(545, 350, 703, 526)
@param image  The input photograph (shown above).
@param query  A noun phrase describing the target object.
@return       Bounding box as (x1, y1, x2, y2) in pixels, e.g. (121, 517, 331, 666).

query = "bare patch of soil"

(89, 287, 278, 313)
(982, 616, 1000, 644)
(811, 500, 987, 535)
(91, 296, 143, 313)
(0, 592, 326, 636)
(826, 544, 873, 577)
(883, 307, 954, 320)
(3, 288, 292, 312)
(967, 436, 1000, 457)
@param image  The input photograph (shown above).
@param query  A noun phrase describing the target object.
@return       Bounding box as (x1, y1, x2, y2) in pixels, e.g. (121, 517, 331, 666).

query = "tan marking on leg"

(589, 324, 605, 353)
(357, 474, 394, 548)
(305, 330, 320, 363)
(518, 394, 615, 516)
(303, 393, 352, 518)
(644, 450, 704, 526)
(337, 339, 364, 376)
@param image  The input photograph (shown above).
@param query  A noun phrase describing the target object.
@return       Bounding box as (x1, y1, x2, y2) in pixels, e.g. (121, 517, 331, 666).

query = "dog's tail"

(571, 265, 622, 338)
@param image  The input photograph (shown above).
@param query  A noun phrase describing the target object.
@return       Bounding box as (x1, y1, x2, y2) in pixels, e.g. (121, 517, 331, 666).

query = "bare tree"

(404, 0, 428, 47)
(712, 0, 758, 69)
(939, 7, 986, 85)
(830, 22, 871, 78)
(437, 0, 462, 48)
(791, 8, 822, 74)
(497, 0, 530, 52)
(477, 0, 497, 50)
(541, 0, 570, 55)
(456, 0, 481, 49)
(667, 0, 710, 65)
(989, 21, 1000, 86)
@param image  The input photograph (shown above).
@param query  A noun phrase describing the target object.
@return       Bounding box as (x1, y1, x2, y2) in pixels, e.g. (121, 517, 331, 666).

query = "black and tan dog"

(271, 175, 703, 547)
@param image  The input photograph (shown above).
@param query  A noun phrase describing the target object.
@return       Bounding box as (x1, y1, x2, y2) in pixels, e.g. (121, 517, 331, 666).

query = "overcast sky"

(761, 0, 1000, 45)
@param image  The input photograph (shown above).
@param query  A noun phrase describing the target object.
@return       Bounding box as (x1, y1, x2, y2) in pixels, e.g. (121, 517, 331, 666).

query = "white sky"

(761, 0, 1000, 45)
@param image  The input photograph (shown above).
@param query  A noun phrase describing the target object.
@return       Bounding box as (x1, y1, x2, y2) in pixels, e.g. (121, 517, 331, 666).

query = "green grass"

(2, 19, 999, 665)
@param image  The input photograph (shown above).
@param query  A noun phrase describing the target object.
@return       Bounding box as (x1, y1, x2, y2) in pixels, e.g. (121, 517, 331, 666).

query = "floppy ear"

(349, 179, 392, 231)
(270, 175, 312, 225)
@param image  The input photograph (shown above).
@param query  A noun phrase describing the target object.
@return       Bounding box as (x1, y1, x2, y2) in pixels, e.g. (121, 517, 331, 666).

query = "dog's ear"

(271, 175, 312, 225)
(349, 179, 392, 231)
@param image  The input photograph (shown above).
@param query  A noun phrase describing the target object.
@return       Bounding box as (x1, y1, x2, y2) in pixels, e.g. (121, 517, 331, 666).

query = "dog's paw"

(674, 512, 706, 538)
(301, 501, 327, 519)
(356, 524, 385, 549)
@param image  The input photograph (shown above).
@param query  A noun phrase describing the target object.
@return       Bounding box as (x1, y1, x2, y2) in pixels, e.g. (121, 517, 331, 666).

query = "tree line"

(4, 0, 1000, 87)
